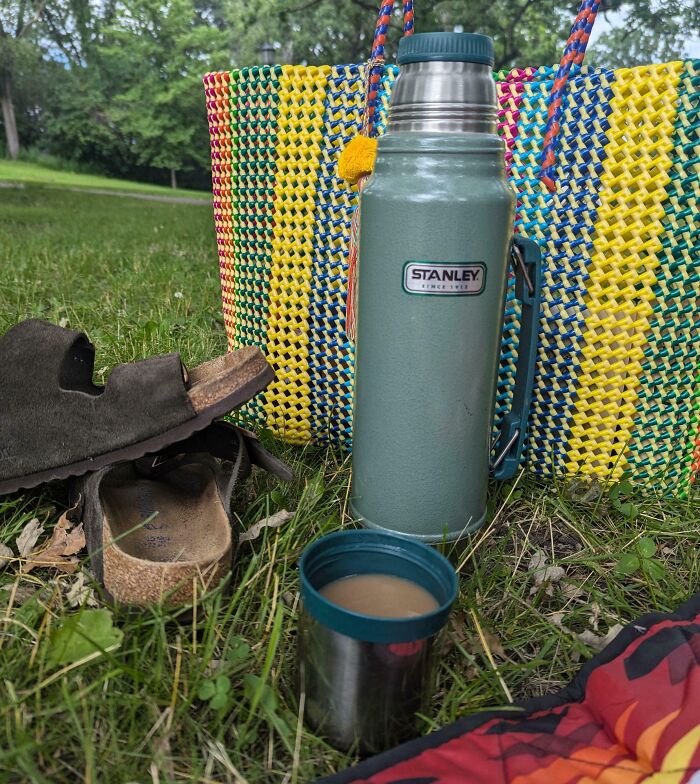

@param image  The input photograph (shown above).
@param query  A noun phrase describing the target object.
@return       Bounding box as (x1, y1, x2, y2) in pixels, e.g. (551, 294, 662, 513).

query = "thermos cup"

(351, 32, 542, 542)
(298, 530, 457, 754)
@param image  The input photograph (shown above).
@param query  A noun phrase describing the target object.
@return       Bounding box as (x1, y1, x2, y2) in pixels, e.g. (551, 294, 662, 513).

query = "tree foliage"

(586, 0, 700, 68)
(1, 0, 697, 187)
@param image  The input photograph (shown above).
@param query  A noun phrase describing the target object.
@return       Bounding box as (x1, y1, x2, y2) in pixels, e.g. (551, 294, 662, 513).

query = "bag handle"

(365, 1, 415, 135)
(539, 0, 600, 191)
(346, 2, 415, 340)
(490, 236, 542, 480)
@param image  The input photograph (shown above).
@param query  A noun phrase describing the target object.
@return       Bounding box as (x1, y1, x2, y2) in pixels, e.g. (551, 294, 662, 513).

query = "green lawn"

(0, 160, 210, 200)
(0, 184, 698, 782)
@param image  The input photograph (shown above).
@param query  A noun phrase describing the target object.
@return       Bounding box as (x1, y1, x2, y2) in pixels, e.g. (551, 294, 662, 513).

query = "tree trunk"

(170, 168, 177, 189)
(1, 71, 19, 160)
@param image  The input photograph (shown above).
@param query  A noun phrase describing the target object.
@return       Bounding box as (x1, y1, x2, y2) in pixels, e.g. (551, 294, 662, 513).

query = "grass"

(0, 160, 209, 200)
(1, 184, 699, 782)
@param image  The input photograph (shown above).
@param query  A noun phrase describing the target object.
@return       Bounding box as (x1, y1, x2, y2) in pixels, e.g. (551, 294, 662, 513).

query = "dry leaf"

(0, 581, 39, 605)
(16, 518, 43, 556)
(577, 624, 623, 651)
(448, 610, 470, 647)
(239, 509, 294, 543)
(561, 581, 585, 600)
(482, 628, 506, 659)
(64, 571, 99, 608)
(589, 601, 601, 632)
(529, 549, 565, 596)
(0, 543, 12, 569)
(21, 508, 86, 574)
(549, 612, 567, 629)
(550, 612, 623, 652)
(446, 613, 506, 661)
(564, 478, 603, 503)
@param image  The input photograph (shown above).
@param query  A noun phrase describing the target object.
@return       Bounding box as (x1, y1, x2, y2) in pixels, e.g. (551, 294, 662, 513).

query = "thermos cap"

(397, 32, 495, 67)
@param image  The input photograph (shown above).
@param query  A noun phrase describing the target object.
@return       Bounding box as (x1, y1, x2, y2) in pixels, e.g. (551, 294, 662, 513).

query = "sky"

(587, 7, 700, 57)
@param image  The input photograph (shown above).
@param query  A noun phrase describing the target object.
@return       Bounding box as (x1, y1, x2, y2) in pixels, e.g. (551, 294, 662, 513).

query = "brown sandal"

(74, 421, 292, 606)
(0, 319, 274, 494)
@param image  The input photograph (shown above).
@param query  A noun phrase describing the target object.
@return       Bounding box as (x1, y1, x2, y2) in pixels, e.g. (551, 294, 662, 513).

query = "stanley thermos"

(351, 32, 542, 542)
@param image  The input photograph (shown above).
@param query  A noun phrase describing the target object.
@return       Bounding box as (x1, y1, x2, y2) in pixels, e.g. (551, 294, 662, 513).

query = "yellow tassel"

(338, 136, 378, 185)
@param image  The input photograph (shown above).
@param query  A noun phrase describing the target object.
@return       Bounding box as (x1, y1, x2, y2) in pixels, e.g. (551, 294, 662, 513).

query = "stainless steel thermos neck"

(388, 60, 497, 134)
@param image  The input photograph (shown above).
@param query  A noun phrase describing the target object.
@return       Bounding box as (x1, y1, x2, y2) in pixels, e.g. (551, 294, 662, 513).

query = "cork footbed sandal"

(0, 319, 274, 495)
(75, 421, 293, 606)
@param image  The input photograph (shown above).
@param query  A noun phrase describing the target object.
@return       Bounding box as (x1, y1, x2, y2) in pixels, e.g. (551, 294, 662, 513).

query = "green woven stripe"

(233, 65, 283, 426)
(689, 368, 700, 488)
(627, 61, 700, 492)
(216, 68, 238, 340)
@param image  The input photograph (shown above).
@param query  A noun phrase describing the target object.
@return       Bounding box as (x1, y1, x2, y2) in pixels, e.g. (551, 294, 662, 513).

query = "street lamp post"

(260, 42, 276, 65)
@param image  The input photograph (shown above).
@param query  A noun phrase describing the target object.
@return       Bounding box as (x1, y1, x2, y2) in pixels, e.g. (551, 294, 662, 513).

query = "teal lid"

(397, 32, 494, 67)
(299, 530, 458, 644)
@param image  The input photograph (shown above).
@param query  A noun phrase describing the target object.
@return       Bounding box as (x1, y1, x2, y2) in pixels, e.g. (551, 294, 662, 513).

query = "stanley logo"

(403, 262, 486, 296)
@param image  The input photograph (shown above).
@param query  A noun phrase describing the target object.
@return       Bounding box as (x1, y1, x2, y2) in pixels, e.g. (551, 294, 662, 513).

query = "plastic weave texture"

(204, 59, 700, 493)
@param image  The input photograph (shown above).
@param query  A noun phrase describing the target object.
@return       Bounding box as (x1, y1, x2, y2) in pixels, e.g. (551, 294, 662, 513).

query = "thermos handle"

(490, 236, 542, 480)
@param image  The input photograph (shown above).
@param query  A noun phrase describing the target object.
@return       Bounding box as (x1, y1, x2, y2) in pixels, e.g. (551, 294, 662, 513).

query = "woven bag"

(203, 2, 700, 494)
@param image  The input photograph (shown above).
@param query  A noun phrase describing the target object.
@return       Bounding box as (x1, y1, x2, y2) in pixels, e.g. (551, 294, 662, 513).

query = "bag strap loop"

(540, 0, 600, 191)
(365, 1, 415, 135)
(370, 0, 414, 61)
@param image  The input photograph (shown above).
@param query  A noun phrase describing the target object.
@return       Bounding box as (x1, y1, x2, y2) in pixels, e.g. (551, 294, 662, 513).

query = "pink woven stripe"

(497, 67, 537, 181)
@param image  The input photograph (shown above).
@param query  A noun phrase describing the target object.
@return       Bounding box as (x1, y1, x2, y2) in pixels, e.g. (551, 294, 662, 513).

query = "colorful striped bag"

(203, 1, 699, 493)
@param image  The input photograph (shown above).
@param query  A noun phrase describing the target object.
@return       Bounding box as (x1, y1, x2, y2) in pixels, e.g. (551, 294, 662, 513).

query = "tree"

(0, 0, 47, 158)
(213, 0, 569, 71)
(586, 0, 700, 68)
(96, 0, 228, 187)
(3, 0, 698, 183)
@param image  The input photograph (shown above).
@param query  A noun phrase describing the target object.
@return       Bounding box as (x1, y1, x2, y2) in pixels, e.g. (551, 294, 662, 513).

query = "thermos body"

(351, 132, 515, 541)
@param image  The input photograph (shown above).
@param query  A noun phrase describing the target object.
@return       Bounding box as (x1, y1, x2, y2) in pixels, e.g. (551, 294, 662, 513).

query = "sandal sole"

(0, 364, 274, 496)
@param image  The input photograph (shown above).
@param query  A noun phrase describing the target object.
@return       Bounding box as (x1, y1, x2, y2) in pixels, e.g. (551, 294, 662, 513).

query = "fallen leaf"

(589, 601, 601, 632)
(549, 612, 567, 629)
(64, 571, 99, 608)
(564, 478, 603, 503)
(561, 581, 585, 600)
(577, 623, 623, 651)
(22, 507, 86, 574)
(0, 543, 12, 569)
(204, 658, 222, 677)
(529, 549, 566, 596)
(239, 509, 294, 543)
(482, 628, 506, 659)
(550, 611, 623, 652)
(448, 610, 470, 648)
(16, 518, 43, 557)
(0, 581, 38, 605)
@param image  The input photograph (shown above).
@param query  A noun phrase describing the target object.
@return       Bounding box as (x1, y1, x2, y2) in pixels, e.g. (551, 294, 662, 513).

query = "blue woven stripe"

(504, 66, 616, 475)
(306, 65, 365, 447)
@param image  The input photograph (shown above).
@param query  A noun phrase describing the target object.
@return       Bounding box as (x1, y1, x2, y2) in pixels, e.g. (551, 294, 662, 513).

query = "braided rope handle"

(539, 0, 600, 191)
(365, 0, 415, 135)
(347, 1, 415, 340)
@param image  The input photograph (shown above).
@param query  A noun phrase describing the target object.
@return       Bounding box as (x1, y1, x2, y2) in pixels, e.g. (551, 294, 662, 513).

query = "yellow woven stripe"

(263, 65, 331, 443)
(564, 62, 684, 480)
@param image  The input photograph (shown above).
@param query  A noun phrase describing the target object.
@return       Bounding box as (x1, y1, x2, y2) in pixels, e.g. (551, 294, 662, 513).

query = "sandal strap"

(134, 421, 293, 482)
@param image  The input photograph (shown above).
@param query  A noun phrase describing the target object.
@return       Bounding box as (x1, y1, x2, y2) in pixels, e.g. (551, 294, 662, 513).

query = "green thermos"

(350, 32, 542, 543)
